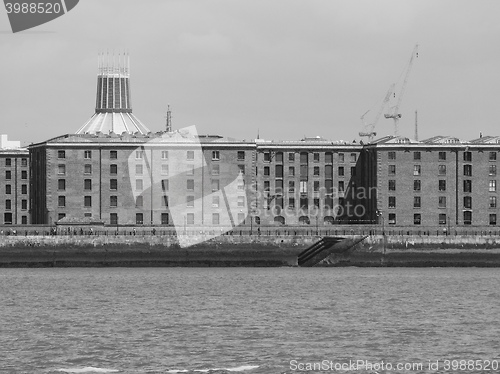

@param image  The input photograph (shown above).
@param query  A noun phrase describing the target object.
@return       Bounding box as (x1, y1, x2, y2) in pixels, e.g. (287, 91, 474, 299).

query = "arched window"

(324, 216, 334, 225)
(274, 216, 285, 225)
(299, 216, 310, 225)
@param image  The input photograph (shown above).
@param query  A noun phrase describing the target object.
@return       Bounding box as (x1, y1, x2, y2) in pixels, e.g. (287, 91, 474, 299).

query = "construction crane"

(385, 44, 419, 136)
(359, 84, 395, 141)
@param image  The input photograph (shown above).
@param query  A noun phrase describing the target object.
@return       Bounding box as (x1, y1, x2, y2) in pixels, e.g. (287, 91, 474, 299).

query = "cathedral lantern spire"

(76, 52, 150, 135)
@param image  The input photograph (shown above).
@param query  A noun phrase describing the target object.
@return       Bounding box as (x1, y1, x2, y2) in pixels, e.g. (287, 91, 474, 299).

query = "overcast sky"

(1, 0, 500, 146)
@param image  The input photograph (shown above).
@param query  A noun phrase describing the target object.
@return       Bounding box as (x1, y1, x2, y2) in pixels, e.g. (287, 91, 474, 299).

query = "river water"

(1, 267, 499, 374)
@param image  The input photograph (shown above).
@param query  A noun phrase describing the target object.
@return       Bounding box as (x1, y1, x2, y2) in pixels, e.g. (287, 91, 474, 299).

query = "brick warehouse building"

(21, 55, 500, 228)
(0, 135, 30, 225)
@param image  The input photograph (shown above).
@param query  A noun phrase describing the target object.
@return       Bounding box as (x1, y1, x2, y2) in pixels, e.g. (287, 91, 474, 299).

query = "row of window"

(3, 213, 28, 224)
(389, 164, 497, 176)
(263, 165, 355, 178)
(263, 152, 357, 164)
(57, 149, 241, 161)
(3, 158, 28, 167)
(2, 184, 28, 194)
(3, 199, 28, 210)
(387, 151, 497, 162)
(4, 170, 28, 180)
(388, 195, 498, 209)
(263, 180, 349, 194)
(405, 213, 497, 226)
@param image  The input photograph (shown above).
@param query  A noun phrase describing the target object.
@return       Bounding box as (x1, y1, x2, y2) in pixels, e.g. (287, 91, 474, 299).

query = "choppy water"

(1, 267, 499, 374)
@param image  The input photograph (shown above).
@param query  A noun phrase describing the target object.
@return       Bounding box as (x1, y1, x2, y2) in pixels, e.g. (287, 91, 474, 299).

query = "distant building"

(0, 135, 29, 225)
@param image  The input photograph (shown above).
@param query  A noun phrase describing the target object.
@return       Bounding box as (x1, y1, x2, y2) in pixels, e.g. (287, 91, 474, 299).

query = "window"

(414, 213, 421, 225)
(84, 179, 92, 191)
(58, 213, 66, 221)
(325, 152, 333, 163)
(325, 165, 333, 179)
(300, 165, 308, 178)
(413, 165, 421, 176)
(288, 180, 295, 193)
(264, 166, 270, 176)
(58, 150, 65, 159)
(312, 153, 320, 163)
(5, 185, 11, 194)
(414, 196, 421, 208)
(490, 165, 497, 176)
(313, 167, 320, 176)
(161, 179, 168, 191)
(187, 164, 195, 176)
(211, 180, 219, 191)
(110, 196, 118, 207)
(388, 213, 396, 225)
(186, 150, 194, 160)
(300, 197, 308, 209)
(5, 171, 11, 180)
(463, 211, 472, 225)
(212, 196, 220, 208)
(414, 151, 421, 160)
(338, 166, 345, 176)
(388, 165, 396, 175)
(490, 152, 497, 161)
(388, 151, 396, 160)
(161, 150, 169, 160)
(264, 152, 271, 162)
(264, 181, 270, 192)
(186, 196, 194, 207)
(439, 180, 446, 191)
(161, 213, 169, 225)
(490, 196, 497, 208)
(275, 165, 283, 178)
(187, 213, 194, 224)
(389, 196, 396, 208)
(136, 150, 143, 159)
(84, 164, 92, 174)
(463, 164, 472, 176)
(136, 196, 143, 207)
(313, 181, 320, 192)
(58, 164, 66, 175)
(300, 152, 308, 164)
(464, 151, 472, 162)
(338, 153, 345, 163)
(238, 178, 245, 190)
(3, 212, 12, 224)
(21, 184, 27, 194)
(288, 197, 295, 209)
(464, 196, 472, 209)
(289, 166, 295, 176)
(84, 196, 92, 207)
(414, 179, 421, 192)
(21, 158, 27, 167)
(187, 179, 194, 191)
(110, 179, 117, 191)
(439, 196, 446, 208)
(300, 181, 307, 194)
(438, 165, 446, 175)
(439, 151, 446, 161)
(237, 196, 245, 207)
(84, 150, 92, 159)
(212, 213, 220, 225)
(136, 164, 143, 175)
(464, 180, 472, 193)
(136, 213, 144, 225)
(136, 179, 143, 191)
(21, 199, 27, 210)
(110, 213, 118, 225)
(275, 179, 283, 194)
(338, 181, 345, 192)
(110, 150, 117, 159)
(313, 198, 320, 209)
(350, 153, 357, 162)
(350, 167, 356, 176)
(21, 216, 27, 224)
(161, 164, 169, 175)
(21, 170, 27, 180)
(490, 214, 497, 226)
(237, 151, 245, 161)
(212, 151, 220, 161)
(489, 180, 496, 192)
(439, 213, 447, 225)
(276, 152, 283, 163)
(5, 200, 11, 210)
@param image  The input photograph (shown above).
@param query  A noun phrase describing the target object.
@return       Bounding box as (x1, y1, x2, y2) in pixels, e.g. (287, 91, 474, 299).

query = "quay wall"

(2, 227, 500, 266)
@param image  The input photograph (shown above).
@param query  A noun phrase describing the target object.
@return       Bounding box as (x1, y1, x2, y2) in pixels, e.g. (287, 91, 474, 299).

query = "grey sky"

(1, 0, 499, 146)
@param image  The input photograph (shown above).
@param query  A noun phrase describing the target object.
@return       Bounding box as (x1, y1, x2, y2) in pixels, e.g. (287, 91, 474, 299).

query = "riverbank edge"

(2, 234, 500, 267)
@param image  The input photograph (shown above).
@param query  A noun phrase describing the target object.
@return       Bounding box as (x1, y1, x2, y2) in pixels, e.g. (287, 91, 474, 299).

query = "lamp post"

(376, 210, 386, 263)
